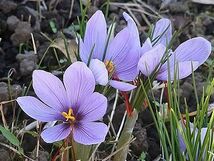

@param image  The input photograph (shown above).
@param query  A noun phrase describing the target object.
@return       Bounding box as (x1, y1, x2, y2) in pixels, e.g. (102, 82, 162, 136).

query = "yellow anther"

(62, 108, 76, 122)
(104, 60, 115, 74)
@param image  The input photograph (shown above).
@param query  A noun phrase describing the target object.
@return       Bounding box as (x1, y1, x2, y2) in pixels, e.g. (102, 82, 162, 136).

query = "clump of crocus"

(79, 10, 139, 91)
(136, 17, 211, 80)
(17, 62, 108, 145)
(138, 37, 211, 80)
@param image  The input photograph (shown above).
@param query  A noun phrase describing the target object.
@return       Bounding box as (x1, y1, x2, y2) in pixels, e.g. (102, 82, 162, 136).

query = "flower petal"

(138, 44, 166, 76)
(140, 38, 153, 57)
(77, 92, 107, 122)
(109, 80, 136, 91)
(157, 61, 199, 80)
(41, 124, 71, 143)
(73, 122, 107, 145)
(17, 96, 61, 122)
(123, 12, 140, 47)
(106, 12, 139, 65)
(63, 62, 95, 110)
(80, 10, 107, 62)
(106, 13, 140, 81)
(89, 59, 108, 85)
(79, 38, 88, 63)
(173, 37, 211, 65)
(115, 47, 140, 81)
(32, 70, 68, 112)
(152, 18, 172, 46)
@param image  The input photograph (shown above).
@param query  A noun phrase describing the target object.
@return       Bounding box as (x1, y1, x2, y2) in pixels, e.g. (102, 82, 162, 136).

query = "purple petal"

(63, 62, 95, 110)
(157, 37, 211, 80)
(138, 44, 166, 76)
(152, 18, 172, 46)
(77, 92, 107, 122)
(106, 13, 140, 81)
(123, 12, 140, 47)
(140, 38, 153, 57)
(201, 127, 208, 143)
(157, 61, 199, 80)
(105, 12, 140, 65)
(73, 122, 107, 145)
(115, 47, 140, 81)
(109, 80, 136, 91)
(79, 38, 88, 63)
(41, 124, 71, 143)
(173, 37, 211, 65)
(89, 59, 108, 85)
(17, 96, 61, 122)
(81, 10, 107, 62)
(32, 70, 68, 112)
(178, 131, 186, 152)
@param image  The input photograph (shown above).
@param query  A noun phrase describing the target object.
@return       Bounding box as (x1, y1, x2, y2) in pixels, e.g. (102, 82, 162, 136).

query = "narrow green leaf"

(0, 125, 20, 147)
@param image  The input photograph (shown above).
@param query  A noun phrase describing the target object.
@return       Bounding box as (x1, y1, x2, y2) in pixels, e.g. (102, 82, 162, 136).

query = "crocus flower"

(138, 37, 211, 80)
(79, 10, 139, 91)
(178, 122, 212, 156)
(135, 17, 211, 80)
(17, 62, 108, 145)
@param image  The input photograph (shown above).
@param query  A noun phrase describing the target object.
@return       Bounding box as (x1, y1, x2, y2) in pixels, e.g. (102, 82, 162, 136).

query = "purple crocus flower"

(136, 17, 211, 80)
(138, 37, 211, 80)
(178, 122, 211, 155)
(17, 62, 108, 145)
(79, 10, 139, 91)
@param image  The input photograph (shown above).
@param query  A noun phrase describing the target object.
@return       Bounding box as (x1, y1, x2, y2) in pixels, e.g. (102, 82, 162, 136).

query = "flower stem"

(112, 109, 138, 161)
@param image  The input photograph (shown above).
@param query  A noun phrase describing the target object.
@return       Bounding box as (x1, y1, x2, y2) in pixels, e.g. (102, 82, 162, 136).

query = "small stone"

(6, 15, 20, 31)
(0, 82, 22, 102)
(0, 19, 7, 35)
(30, 150, 49, 161)
(169, 2, 189, 13)
(87, 6, 98, 18)
(0, 148, 10, 161)
(10, 21, 32, 46)
(0, 82, 9, 102)
(131, 123, 148, 156)
(0, 0, 17, 14)
(16, 51, 37, 76)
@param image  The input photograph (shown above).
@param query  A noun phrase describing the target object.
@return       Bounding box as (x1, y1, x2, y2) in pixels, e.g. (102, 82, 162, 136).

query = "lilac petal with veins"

(138, 44, 166, 76)
(33, 70, 68, 112)
(63, 62, 95, 110)
(41, 124, 71, 143)
(77, 92, 107, 122)
(80, 10, 107, 62)
(73, 122, 108, 145)
(152, 18, 172, 46)
(109, 80, 136, 91)
(17, 96, 62, 122)
(89, 59, 108, 86)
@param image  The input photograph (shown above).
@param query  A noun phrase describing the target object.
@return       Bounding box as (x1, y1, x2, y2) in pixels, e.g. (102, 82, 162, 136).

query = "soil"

(0, 0, 213, 161)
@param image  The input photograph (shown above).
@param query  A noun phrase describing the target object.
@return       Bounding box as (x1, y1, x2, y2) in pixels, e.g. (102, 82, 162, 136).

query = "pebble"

(0, 82, 22, 102)
(10, 21, 32, 46)
(169, 2, 189, 13)
(16, 51, 37, 76)
(0, 0, 17, 14)
(6, 15, 20, 31)
(131, 123, 148, 155)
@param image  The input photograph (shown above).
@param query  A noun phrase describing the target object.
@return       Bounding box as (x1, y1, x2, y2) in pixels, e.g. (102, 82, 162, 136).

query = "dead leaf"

(50, 38, 77, 63)
(191, 0, 214, 5)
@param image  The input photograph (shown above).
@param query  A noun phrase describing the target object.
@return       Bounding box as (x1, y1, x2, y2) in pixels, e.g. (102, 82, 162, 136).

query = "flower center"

(61, 108, 76, 122)
(104, 60, 115, 74)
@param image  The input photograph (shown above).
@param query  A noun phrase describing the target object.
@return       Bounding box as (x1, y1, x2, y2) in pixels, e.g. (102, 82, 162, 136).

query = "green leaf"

(49, 20, 57, 33)
(0, 125, 20, 147)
